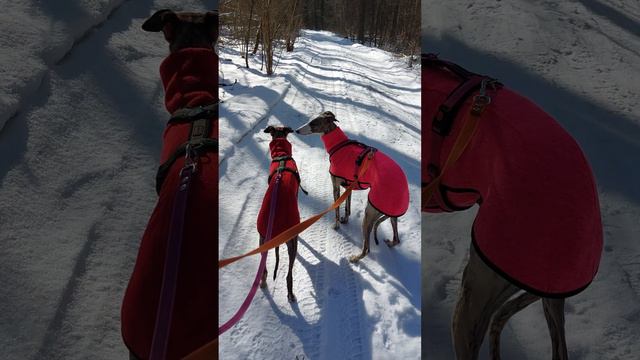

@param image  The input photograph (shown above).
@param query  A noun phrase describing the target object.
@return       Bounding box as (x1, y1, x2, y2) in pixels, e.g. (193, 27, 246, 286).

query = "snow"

(0, 1, 214, 359)
(218, 31, 422, 359)
(0, 0, 130, 132)
(422, 0, 640, 359)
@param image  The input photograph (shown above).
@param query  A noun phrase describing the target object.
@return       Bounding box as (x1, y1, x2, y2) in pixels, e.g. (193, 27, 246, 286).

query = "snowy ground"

(218, 31, 421, 359)
(422, 0, 640, 359)
(0, 1, 213, 359)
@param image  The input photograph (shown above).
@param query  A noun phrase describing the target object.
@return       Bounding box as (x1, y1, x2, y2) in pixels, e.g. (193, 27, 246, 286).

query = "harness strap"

(168, 103, 219, 124)
(328, 139, 367, 158)
(423, 57, 498, 207)
(267, 157, 308, 195)
(155, 104, 219, 195)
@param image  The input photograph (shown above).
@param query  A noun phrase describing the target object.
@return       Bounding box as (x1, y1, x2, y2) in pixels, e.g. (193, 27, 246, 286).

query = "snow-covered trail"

(0, 1, 212, 359)
(422, 0, 640, 359)
(218, 31, 421, 359)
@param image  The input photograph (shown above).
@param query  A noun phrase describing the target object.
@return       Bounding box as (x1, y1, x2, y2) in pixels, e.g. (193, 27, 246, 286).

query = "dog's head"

(264, 126, 294, 140)
(142, 9, 218, 53)
(295, 111, 338, 135)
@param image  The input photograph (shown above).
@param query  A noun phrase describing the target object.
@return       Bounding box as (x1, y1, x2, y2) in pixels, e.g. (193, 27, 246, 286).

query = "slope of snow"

(422, 0, 640, 359)
(0, 0, 131, 132)
(218, 31, 421, 359)
(0, 1, 214, 359)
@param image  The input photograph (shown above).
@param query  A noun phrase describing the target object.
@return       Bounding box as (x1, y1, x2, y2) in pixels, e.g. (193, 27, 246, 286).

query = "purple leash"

(149, 157, 197, 360)
(218, 172, 282, 336)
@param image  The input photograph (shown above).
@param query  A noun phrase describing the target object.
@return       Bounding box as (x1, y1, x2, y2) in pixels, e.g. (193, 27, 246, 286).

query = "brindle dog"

(296, 113, 404, 263)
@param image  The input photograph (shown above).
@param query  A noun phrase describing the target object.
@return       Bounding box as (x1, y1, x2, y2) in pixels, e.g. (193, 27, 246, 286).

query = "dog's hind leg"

(489, 292, 540, 359)
(373, 215, 389, 245)
(259, 236, 268, 288)
(384, 217, 400, 248)
(452, 244, 519, 360)
(331, 176, 342, 229)
(542, 298, 568, 360)
(286, 236, 298, 302)
(349, 203, 380, 263)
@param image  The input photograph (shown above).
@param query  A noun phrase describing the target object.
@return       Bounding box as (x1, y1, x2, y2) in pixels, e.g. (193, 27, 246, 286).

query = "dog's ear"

(264, 126, 275, 133)
(283, 127, 294, 134)
(204, 11, 219, 43)
(142, 9, 178, 41)
(322, 111, 338, 122)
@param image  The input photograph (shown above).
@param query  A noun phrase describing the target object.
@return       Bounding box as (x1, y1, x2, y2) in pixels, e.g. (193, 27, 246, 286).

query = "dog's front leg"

(341, 190, 351, 224)
(452, 245, 518, 359)
(331, 176, 342, 229)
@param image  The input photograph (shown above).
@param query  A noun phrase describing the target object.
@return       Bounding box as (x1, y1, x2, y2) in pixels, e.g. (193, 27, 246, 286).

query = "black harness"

(268, 156, 308, 195)
(155, 103, 219, 194)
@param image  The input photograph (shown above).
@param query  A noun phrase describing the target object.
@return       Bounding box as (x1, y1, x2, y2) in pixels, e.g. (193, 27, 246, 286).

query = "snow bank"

(0, 0, 128, 131)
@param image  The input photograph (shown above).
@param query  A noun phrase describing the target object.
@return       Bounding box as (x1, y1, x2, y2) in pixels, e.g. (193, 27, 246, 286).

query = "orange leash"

(423, 94, 488, 205)
(218, 154, 372, 269)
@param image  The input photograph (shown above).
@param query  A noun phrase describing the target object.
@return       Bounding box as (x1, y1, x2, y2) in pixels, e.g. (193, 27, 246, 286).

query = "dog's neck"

(159, 48, 218, 114)
(323, 122, 337, 134)
(270, 138, 293, 159)
(321, 127, 349, 154)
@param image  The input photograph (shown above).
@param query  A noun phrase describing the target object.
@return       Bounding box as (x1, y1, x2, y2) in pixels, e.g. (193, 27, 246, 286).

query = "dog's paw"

(348, 255, 361, 263)
(384, 239, 400, 248)
(288, 294, 297, 302)
(340, 216, 349, 224)
(333, 222, 340, 230)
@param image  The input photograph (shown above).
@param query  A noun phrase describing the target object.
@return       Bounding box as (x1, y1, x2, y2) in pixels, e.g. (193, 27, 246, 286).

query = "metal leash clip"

(471, 78, 494, 116)
(180, 143, 198, 179)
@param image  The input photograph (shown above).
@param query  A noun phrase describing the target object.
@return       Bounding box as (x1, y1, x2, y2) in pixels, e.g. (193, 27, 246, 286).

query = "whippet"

(296, 111, 410, 263)
(122, 9, 218, 360)
(422, 54, 602, 360)
(257, 126, 303, 302)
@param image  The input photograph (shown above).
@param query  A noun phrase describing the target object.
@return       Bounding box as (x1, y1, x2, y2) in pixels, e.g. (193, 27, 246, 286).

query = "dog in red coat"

(257, 126, 302, 302)
(296, 112, 410, 263)
(422, 54, 603, 359)
(121, 10, 218, 360)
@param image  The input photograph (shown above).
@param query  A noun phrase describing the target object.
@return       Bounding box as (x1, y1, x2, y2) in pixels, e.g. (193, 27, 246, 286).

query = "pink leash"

(218, 172, 282, 335)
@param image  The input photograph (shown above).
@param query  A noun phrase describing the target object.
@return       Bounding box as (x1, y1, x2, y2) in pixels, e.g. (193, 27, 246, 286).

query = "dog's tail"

(273, 246, 279, 281)
(489, 292, 540, 359)
(373, 216, 390, 245)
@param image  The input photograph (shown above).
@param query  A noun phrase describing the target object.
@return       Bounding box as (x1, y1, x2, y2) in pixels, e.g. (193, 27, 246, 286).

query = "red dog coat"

(256, 138, 301, 238)
(422, 57, 603, 297)
(322, 128, 409, 217)
(121, 48, 218, 359)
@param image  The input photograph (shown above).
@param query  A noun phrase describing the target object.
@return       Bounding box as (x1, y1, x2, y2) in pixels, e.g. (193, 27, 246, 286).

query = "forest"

(220, 0, 421, 74)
